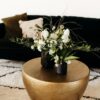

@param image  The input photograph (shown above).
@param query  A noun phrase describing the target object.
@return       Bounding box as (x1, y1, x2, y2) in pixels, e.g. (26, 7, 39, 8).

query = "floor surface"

(0, 85, 100, 100)
(0, 59, 100, 100)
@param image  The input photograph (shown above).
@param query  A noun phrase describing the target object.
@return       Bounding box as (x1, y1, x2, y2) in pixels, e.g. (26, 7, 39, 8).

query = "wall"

(0, 0, 100, 22)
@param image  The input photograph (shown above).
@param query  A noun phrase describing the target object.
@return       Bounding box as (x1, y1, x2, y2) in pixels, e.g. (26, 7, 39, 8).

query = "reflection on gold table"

(22, 57, 89, 100)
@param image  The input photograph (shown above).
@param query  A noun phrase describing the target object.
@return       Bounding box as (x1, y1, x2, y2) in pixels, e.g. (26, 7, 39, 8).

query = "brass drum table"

(22, 58, 90, 100)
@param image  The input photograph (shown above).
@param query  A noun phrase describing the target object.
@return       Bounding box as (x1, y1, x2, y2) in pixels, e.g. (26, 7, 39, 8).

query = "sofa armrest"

(0, 23, 6, 38)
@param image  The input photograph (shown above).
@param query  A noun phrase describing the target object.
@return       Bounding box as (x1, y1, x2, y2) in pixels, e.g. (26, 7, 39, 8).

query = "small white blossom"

(52, 26, 56, 30)
(36, 39, 45, 51)
(54, 55, 59, 63)
(38, 39, 45, 46)
(31, 45, 34, 49)
(49, 49, 55, 55)
(50, 33, 58, 39)
(59, 43, 63, 50)
(62, 29, 70, 43)
(41, 30, 49, 40)
(37, 45, 42, 52)
(55, 63, 59, 67)
(55, 29, 59, 35)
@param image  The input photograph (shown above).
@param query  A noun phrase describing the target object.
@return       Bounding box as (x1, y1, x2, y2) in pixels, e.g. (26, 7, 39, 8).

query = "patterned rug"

(0, 59, 100, 100)
(0, 59, 24, 89)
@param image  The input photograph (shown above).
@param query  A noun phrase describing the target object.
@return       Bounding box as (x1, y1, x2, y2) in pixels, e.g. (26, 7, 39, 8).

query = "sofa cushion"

(0, 39, 41, 61)
(2, 13, 27, 39)
(19, 18, 43, 38)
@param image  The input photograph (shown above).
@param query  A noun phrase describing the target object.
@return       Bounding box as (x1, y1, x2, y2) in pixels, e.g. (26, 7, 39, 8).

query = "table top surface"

(23, 58, 89, 83)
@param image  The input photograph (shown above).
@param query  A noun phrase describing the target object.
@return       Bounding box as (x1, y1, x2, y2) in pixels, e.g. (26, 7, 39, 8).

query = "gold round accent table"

(22, 57, 89, 100)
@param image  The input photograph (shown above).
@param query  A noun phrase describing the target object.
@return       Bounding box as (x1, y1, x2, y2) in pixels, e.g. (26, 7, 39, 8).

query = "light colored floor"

(0, 59, 100, 100)
(0, 86, 99, 100)
(0, 86, 30, 100)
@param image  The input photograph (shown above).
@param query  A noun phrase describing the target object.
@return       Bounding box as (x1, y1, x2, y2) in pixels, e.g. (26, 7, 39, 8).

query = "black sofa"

(0, 15, 100, 67)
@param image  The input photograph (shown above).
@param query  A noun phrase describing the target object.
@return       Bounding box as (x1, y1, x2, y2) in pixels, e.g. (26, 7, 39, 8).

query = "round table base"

(22, 58, 89, 100)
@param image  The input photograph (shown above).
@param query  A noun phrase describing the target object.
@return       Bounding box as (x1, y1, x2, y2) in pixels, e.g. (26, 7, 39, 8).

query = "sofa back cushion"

(2, 13, 27, 39)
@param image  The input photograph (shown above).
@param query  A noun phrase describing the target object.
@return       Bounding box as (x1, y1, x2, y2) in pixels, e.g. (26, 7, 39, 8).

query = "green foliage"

(64, 56, 79, 61)
(10, 37, 34, 48)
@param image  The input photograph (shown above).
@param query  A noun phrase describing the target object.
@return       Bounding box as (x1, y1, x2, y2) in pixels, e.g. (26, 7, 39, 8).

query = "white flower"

(38, 39, 45, 46)
(36, 39, 45, 51)
(59, 43, 63, 50)
(54, 55, 59, 63)
(52, 26, 56, 30)
(49, 49, 55, 55)
(37, 45, 42, 52)
(31, 45, 34, 49)
(55, 63, 59, 67)
(62, 29, 70, 43)
(50, 33, 58, 39)
(41, 30, 49, 40)
(55, 29, 59, 35)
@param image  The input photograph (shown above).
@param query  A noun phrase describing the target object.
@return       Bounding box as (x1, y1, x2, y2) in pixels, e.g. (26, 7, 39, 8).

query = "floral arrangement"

(12, 19, 92, 75)
(29, 24, 91, 67)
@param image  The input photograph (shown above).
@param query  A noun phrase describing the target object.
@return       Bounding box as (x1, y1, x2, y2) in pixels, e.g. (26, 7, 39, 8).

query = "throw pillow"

(19, 18, 43, 38)
(2, 13, 27, 39)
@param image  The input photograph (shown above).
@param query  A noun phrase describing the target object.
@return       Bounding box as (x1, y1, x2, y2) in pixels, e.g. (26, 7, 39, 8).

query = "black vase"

(41, 51, 54, 70)
(55, 62, 67, 75)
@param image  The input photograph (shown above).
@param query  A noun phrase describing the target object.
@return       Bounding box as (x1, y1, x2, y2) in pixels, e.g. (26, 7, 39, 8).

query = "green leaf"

(75, 44, 91, 52)
(64, 56, 79, 61)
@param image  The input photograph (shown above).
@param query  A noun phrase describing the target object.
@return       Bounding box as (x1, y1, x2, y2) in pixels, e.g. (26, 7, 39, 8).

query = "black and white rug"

(0, 59, 100, 100)
(0, 59, 24, 89)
